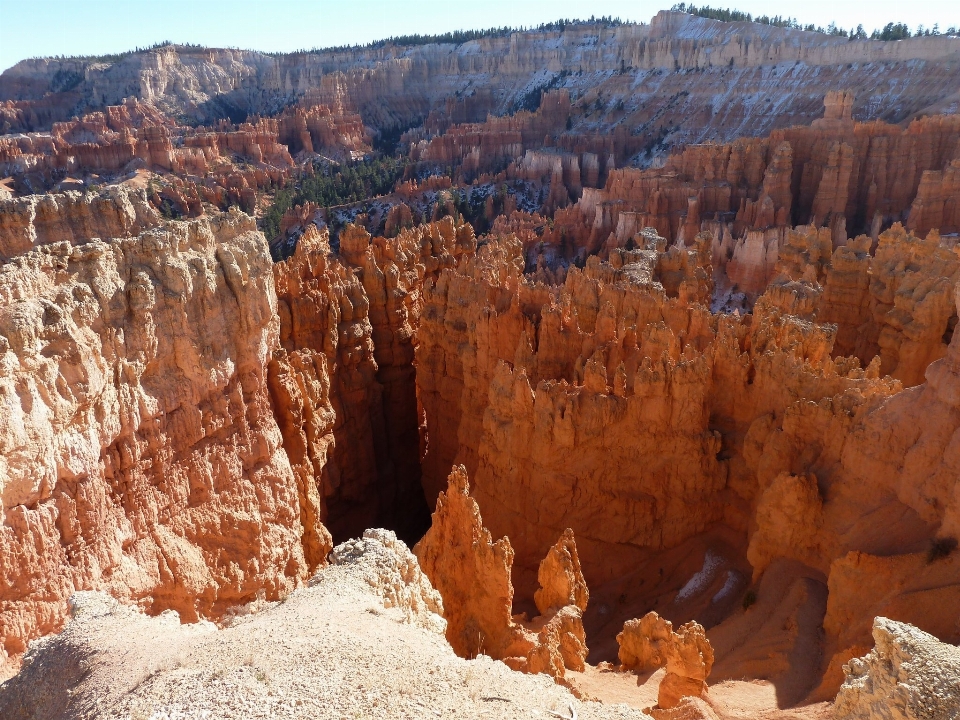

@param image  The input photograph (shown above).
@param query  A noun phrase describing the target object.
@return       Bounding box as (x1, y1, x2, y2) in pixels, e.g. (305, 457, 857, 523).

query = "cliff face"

(3, 12, 959, 141)
(409, 91, 573, 177)
(0, 195, 319, 677)
(0, 180, 958, 709)
(0, 23, 958, 708)
(817, 225, 960, 385)
(0, 188, 484, 676)
(414, 217, 960, 700)
(0, 97, 368, 208)
(270, 216, 476, 543)
(417, 227, 889, 568)
(0, 186, 160, 261)
(552, 101, 960, 273)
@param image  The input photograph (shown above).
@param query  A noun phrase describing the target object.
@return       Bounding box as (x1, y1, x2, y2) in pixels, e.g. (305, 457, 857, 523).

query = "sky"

(1, 0, 958, 73)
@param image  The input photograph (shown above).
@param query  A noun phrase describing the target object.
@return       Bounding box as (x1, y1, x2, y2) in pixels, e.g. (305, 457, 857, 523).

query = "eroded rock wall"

(414, 216, 960, 700)
(4, 11, 959, 141)
(270, 216, 476, 543)
(0, 197, 320, 677)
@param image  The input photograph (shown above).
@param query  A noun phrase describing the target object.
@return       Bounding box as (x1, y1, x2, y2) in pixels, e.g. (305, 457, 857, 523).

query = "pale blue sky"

(1, 0, 957, 73)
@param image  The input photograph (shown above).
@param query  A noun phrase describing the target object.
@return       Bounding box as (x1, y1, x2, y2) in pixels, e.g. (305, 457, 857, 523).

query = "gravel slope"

(0, 530, 646, 720)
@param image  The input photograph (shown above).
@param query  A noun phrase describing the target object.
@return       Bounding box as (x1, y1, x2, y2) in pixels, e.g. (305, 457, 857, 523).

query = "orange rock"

(0, 185, 160, 260)
(0, 196, 320, 677)
(534, 528, 589, 615)
(277, 101, 370, 160)
(658, 621, 715, 709)
(546, 96, 960, 292)
(817, 224, 960, 385)
(414, 465, 588, 680)
(746, 473, 825, 580)
(617, 611, 675, 672)
(616, 611, 714, 709)
(409, 91, 572, 180)
(413, 465, 518, 659)
(271, 217, 476, 542)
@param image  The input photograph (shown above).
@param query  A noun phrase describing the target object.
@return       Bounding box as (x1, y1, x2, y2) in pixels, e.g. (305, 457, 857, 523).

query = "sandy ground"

(120, 168, 154, 190)
(566, 667, 833, 719)
(0, 532, 647, 720)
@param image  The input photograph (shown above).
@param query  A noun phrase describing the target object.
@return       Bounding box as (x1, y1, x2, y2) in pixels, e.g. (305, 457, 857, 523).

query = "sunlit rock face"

(0, 196, 317, 677)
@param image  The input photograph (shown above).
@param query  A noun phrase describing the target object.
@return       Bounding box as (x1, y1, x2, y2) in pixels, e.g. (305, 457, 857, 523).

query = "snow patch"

(711, 277, 752, 314)
(711, 570, 742, 604)
(674, 549, 723, 603)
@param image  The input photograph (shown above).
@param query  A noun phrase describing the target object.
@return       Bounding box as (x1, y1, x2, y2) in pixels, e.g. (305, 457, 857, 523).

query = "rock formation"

(0, 185, 160, 260)
(3, 180, 958, 709)
(834, 617, 960, 720)
(414, 466, 588, 680)
(1, 9, 960, 714)
(327, 529, 446, 634)
(617, 612, 715, 709)
(416, 224, 893, 581)
(549, 100, 960, 294)
(657, 622, 714, 710)
(746, 473, 825, 579)
(0, 96, 371, 223)
(412, 465, 517, 659)
(411, 209, 960, 705)
(0, 529, 643, 720)
(647, 697, 721, 720)
(0, 193, 322, 677)
(618, 611, 676, 673)
(4, 12, 959, 150)
(409, 91, 573, 180)
(534, 528, 589, 616)
(270, 217, 475, 543)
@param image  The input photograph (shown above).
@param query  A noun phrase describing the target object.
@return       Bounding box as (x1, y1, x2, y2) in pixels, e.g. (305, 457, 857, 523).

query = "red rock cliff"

(0, 195, 323, 678)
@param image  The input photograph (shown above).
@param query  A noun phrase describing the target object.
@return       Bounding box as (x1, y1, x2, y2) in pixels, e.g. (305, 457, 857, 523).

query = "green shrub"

(260, 155, 408, 240)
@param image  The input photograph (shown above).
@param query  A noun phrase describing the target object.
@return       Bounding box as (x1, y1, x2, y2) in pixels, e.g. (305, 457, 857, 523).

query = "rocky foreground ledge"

(1, 530, 956, 720)
(0, 530, 642, 720)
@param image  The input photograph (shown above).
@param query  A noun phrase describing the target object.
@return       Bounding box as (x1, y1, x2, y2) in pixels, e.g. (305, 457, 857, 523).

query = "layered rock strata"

(0, 196, 322, 677)
(0, 97, 368, 215)
(4, 12, 959, 144)
(553, 98, 960, 274)
(0, 185, 160, 261)
(414, 217, 960, 700)
(2, 170, 959, 712)
(0, 187, 487, 676)
(801, 224, 960, 386)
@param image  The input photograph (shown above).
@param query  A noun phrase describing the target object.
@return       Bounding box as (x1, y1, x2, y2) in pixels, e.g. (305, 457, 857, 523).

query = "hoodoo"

(1, 5, 960, 718)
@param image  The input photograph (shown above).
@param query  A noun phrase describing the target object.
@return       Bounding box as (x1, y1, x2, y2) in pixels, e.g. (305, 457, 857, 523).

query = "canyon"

(1, 8, 960, 719)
